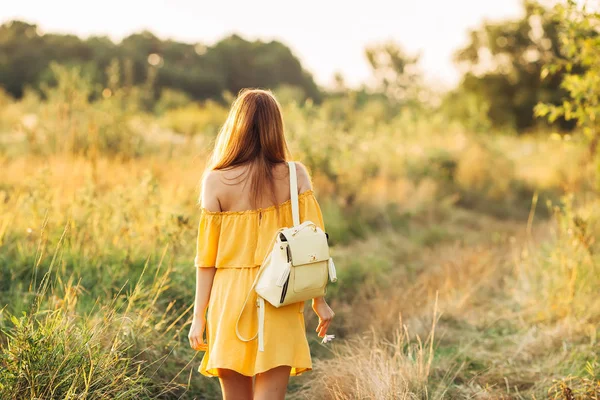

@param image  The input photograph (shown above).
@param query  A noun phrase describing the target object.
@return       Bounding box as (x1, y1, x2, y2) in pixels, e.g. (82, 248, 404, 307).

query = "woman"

(188, 88, 335, 400)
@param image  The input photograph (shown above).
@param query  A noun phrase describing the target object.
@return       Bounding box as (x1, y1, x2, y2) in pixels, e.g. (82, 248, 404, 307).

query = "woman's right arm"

(296, 162, 335, 338)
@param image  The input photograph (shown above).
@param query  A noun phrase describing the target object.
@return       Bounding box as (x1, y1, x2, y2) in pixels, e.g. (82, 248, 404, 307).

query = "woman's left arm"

(193, 267, 216, 317)
(188, 267, 216, 350)
(188, 170, 221, 351)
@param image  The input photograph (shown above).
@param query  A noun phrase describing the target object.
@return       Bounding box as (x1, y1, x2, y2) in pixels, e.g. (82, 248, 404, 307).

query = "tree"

(0, 21, 47, 97)
(365, 41, 421, 104)
(453, 1, 574, 132)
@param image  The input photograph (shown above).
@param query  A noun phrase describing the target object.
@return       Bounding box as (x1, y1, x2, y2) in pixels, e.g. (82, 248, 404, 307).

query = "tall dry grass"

(303, 295, 462, 400)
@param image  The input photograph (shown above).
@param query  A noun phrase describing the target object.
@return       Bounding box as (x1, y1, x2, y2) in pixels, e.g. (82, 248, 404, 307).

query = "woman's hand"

(312, 297, 335, 338)
(188, 316, 207, 351)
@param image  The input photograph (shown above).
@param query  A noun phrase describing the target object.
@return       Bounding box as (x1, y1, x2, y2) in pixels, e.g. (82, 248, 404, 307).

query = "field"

(0, 69, 599, 399)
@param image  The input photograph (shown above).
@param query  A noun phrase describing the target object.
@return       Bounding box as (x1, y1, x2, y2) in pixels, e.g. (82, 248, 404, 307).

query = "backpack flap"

(280, 221, 330, 266)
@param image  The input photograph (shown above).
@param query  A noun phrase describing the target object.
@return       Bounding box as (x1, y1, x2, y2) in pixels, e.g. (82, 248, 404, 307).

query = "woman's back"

(195, 160, 322, 270)
(202, 161, 312, 213)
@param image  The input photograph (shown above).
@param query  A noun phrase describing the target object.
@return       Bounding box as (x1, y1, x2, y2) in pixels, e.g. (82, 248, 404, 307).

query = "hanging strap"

(288, 161, 300, 227)
(234, 260, 264, 344)
(234, 229, 282, 351)
(257, 297, 265, 351)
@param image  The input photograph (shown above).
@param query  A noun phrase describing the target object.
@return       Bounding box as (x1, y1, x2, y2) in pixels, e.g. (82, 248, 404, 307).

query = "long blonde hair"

(204, 88, 292, 208)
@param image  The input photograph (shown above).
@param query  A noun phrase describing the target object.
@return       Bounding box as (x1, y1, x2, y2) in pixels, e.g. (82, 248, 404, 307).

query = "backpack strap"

(288, 161, 300, 227)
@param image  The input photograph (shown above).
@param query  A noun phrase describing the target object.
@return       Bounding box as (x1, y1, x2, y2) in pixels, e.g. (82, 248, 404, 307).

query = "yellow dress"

(194, 189, 325, 377)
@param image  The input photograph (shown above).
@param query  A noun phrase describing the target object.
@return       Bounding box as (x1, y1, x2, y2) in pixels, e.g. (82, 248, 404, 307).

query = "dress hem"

(198, 364, 312, 378)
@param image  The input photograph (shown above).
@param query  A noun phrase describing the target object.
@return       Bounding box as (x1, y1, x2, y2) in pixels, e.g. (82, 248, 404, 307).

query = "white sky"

(0, 0, 524, 89)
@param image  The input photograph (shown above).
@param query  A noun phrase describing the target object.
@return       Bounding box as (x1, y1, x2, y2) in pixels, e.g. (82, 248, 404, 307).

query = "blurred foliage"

(0, 21, 321, 105)
(451, 0, 578, 133)
(3, 5, 590, 139)
(25, 63, 145, 158)
(535, 0, 600, 161)
(365, 41, 424, 106)
(0, 62, 590, 217)
(159, 101, 228, 138)
(441, 90, 492, 134)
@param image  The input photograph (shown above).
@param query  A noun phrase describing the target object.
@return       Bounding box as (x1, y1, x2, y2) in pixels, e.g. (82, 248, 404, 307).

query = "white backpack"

(236, 161, 337, 351)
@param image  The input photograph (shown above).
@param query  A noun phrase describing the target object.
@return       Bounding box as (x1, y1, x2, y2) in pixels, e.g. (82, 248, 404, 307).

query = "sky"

(0, 0, 525, 89)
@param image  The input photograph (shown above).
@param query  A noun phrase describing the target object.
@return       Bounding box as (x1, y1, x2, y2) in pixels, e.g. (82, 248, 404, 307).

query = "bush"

(516, 194, 600, 324)
(17, 63, 146, 158)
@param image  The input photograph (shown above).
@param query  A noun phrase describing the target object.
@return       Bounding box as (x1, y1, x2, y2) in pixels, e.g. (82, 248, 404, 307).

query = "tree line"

(0, 20, 321, 104)
(0, 0, 596, 133)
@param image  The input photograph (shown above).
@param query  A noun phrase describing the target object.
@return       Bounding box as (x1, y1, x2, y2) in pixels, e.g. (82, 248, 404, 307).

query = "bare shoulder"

(200, 170, 223, 211)
(294, 161, 313, 193)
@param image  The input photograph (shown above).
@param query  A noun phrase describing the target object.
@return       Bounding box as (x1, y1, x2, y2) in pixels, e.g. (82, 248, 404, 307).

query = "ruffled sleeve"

(299, 191, 325, 231)
(194, 210, 222, 268)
